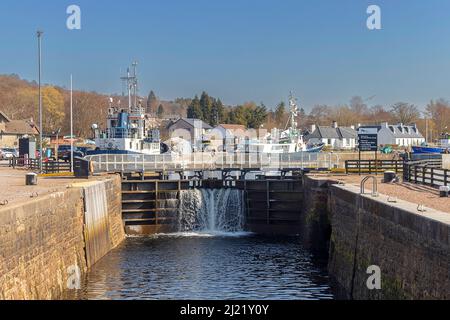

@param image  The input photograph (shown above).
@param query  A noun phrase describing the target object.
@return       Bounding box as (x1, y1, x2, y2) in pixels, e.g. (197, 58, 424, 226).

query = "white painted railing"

(85, 152, 340, 173)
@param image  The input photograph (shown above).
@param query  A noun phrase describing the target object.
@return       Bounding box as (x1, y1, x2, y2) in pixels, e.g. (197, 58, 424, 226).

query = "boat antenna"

(132, 61, 138, 110)
(120, 66, 135, 112)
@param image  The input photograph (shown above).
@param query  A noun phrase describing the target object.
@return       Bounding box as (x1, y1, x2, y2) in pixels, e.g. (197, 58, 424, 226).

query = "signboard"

(358, 128, 378, 152)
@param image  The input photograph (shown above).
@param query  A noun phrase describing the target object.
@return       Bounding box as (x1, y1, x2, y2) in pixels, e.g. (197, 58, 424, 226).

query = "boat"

(87, 63, 164, 156)
(412, 135, 450, 154)
(249, 93, 324, 154)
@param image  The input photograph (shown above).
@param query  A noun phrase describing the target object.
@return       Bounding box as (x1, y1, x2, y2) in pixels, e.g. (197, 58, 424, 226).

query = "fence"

(85, 152, 341, 173)
(345, 160, 404, 175)
(9, 157, 71, 174)
(403, 159, 448, 187)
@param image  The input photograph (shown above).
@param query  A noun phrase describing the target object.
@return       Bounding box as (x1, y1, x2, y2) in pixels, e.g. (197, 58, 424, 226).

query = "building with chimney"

(358, 122, 425, 147)
(306, 121, 357, 150)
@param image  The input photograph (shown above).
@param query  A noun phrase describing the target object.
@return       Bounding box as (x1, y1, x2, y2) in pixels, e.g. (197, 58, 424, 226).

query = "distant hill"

(0, 74, 190, 138)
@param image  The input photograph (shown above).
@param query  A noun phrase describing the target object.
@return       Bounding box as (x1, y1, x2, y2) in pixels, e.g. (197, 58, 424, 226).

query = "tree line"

(1, 74, 450, 142)
(186, 92, 268, 129)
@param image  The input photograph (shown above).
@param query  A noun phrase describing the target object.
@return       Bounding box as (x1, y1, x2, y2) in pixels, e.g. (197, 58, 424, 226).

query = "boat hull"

(86, 149, 161, 156)
(305, 144, 325, 153)
(412, 146, 445, 154)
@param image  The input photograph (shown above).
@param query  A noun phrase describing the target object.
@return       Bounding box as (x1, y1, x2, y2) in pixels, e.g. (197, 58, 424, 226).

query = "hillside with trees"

(1, 74, 449, 141)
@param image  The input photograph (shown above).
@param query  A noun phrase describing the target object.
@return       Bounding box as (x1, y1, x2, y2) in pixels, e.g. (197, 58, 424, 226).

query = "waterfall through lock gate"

(178, 189, 246, 233)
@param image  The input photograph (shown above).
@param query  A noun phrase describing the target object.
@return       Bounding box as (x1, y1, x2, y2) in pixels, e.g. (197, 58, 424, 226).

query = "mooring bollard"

(439, 186, 450, 198)
(26, 173, 38, 186)
(383, 171, 397, 183)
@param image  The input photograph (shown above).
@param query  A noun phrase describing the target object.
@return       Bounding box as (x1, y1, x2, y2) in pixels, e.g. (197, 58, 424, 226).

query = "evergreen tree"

(156, 104, 165, 118)
(210, 98, 225, 126)
(146, 90, 159, 114)
(248, 104, 268, 129)
(199, 91, 212, 124)
(274, 101, 286, 127)
(229, 105, 247, 126)
(187, 95, 203, 119)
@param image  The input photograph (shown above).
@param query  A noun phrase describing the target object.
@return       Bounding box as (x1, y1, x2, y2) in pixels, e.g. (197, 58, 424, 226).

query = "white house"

(210, 124, 247, 152)
(359, 122, 425, 147)
(306, 122, 357, 150)
(168, 118, 212, 151)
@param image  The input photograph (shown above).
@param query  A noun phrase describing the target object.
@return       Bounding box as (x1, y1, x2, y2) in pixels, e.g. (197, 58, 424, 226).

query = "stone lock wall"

(328, 184, 450, 300)
(102, 177, 126, 250)
(0, 189, 87, 300)
(0, 175, 125, 300)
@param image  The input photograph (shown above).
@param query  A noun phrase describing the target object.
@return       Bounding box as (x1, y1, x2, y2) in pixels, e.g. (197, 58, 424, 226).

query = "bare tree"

(426, 99, 450, 139)
(390, 102, 420, 124)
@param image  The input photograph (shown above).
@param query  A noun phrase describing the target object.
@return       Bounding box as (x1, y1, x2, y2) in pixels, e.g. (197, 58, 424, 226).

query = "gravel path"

(0, 162, 105, 207)
(311, 173, 450, 214)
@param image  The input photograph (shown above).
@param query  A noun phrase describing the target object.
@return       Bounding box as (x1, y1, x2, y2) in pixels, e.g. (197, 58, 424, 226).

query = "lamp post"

(70, 74, 74, 172)
(37, 30, 43, 173)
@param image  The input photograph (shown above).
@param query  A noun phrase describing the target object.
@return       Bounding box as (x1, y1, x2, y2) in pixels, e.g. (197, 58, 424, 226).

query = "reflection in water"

(65, 234, 335, 300)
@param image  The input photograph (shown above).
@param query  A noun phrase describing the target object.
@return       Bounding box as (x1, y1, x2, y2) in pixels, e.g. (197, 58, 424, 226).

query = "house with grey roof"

(306, 122, 357, 150)
(358, 122, 425, 147)
(168, 118, 213, 151)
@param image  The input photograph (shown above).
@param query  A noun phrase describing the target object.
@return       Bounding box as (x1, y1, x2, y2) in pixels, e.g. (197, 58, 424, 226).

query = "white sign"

(358, 128, 378, 135)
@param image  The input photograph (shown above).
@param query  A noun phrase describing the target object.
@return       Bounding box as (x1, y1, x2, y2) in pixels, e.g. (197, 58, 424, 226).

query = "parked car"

(0, 148, 19, 159)
(57, 145, 72, 160)
(61, 147, 87, 162)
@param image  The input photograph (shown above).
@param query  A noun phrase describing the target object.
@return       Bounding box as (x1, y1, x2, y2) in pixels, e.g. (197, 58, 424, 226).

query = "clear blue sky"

(1, 0, 450, 111)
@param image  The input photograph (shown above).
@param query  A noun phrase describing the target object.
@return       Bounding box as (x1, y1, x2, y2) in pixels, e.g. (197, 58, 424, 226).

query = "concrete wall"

(328, 184, 450, 300)
(0, 175, 125, 300)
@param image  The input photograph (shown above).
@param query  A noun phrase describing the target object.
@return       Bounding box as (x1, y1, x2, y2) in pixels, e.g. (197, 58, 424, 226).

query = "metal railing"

(403, 159, 448, 187)
(9, 157, 71, 174)
(85, 152, 341, 173)
(345, 160, 404, 175)
(360, 176, 378, 197)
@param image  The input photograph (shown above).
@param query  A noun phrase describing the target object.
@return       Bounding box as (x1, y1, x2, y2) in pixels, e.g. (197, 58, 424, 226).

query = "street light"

(37, 30, 43, 173)
(70, 74, 74, 172)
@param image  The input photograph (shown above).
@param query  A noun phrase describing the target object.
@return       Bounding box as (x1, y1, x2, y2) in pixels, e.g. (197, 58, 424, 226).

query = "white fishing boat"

(247, 93, 324, 154)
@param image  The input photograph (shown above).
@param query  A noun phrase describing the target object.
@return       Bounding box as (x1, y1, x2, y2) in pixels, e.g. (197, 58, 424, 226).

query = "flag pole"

(37, 31, 43, 173)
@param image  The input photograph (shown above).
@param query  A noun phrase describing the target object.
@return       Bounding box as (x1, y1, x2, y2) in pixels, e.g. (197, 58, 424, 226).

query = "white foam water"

(178, 189, 246, 233)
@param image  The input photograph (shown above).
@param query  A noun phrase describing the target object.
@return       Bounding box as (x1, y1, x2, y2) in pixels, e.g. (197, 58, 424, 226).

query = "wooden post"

(422, 166, 426, 185)
(359, 150, 361, 176)
(430, 167, 434, 187)
(375, 151, 378, 176)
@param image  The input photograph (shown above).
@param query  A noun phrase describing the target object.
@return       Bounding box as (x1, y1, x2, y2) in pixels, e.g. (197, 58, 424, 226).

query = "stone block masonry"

(327, 183, 450, 300)
(259, 175, 450, 299)
(0, 175, 125, 300)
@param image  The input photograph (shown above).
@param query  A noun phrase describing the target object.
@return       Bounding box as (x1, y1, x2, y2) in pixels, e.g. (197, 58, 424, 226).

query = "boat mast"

(121, 64, 138, 112)
(132, 61, 138, 110)
(288, 91, 299, 136)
